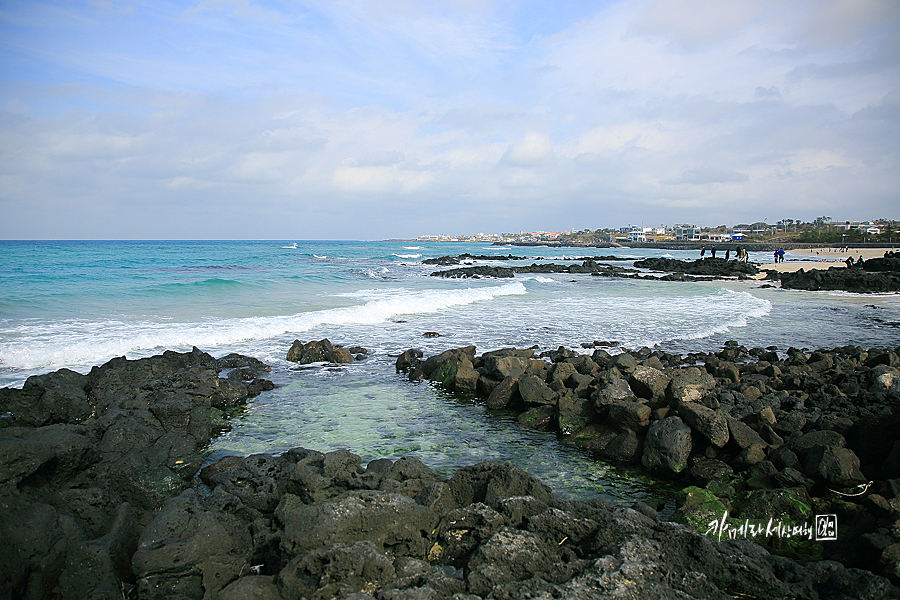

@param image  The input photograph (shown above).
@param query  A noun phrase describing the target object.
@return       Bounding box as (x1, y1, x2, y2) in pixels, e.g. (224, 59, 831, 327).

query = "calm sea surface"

(2, 240, 899, 502)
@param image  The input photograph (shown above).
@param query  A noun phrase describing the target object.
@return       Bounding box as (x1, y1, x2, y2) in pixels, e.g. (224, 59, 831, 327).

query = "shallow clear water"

(2, 240, 899, 501)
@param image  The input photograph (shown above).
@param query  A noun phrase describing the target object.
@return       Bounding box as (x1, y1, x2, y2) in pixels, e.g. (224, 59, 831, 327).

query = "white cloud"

(501, 131, 554, 166)
(0, 0, 897, 239)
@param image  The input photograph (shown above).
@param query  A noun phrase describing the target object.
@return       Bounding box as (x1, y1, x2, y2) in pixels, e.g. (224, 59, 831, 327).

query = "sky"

(0, 0, 898, 240)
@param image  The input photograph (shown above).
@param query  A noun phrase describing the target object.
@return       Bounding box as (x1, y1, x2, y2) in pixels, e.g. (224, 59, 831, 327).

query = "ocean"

(2, 240, 899, 502)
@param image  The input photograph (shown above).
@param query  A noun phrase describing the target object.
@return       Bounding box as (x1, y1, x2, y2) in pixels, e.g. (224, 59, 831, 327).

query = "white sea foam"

(393, 254, 422, 259)
(313, 254, 327, 259)
(0, 281, 528, 375)
(404, 246, 422, 250)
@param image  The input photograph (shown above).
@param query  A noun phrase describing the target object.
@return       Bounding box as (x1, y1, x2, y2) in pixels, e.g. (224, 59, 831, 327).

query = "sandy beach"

(754, 246, 897, 274)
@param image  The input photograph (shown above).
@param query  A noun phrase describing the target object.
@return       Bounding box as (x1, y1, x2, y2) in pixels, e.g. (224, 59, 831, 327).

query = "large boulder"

(132, 490, 253, 600)
(0, 368, 92, 427)
(275, 490, 437, 559)
(678, 403, 729, 448)
(667, 368, 717, 405)
(592, 377, 638, 412)
(608, 400, 651, 432)
(805, 446, 867, 486)
(517, 373, 555, 405)
(466, 528, 559, 597)
(484, 355, 528, 380)
(642, 417, 692, 474)
(630, 366, 670, 401)
(558, 395, 595, 434)
(486, 376, 519, 409)
(286, 339, 353, 364)
(444, 462, 553, 510)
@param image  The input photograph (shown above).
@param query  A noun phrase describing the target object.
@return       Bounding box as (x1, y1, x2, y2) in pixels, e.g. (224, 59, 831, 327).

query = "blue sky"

(1, 0, 898, 239)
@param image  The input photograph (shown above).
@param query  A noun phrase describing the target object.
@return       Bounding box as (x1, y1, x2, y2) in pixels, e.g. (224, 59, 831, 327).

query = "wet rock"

(450, 365, 478, 394)
(1, 368, 92, 427)
(608, 400, 651, 432)
(486, 376, 519, 409)
(604, 430, 643, 462)
(557, 395, 595, 434)
(286, 339, 354, 364)
(395, 349, 423, 372)
(212, 575, 280, 600)
(517, 373, 555, 405)
(517, 405, 556, 430)
(642, 416, 693, 474)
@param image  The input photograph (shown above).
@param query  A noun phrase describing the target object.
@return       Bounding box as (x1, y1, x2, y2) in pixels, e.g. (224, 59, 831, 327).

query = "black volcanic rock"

(634, 257, 759, 277)
(780, 265, 900, 293)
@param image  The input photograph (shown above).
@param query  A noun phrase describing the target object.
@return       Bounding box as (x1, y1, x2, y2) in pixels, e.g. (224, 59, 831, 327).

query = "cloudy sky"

(1, 0, 898, 240)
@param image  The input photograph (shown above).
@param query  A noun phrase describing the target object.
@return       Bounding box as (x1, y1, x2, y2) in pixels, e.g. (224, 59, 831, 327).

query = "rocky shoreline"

(776, 256, 900, 293)
(398, 342, 900, 585)
(2, 344, 899, 599)
(427, 253, 900, 292)
(429, 256, 758, 281)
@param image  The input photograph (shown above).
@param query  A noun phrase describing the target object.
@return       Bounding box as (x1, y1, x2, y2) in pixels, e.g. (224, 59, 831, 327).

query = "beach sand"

(752, 247, 898, 276)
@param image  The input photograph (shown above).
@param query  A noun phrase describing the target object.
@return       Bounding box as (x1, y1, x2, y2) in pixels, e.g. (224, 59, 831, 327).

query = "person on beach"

(700, 246, 706, 258)
(710, 247, 716, 259)
(774, 250, 779, 263)
(725, 249, 730, 261)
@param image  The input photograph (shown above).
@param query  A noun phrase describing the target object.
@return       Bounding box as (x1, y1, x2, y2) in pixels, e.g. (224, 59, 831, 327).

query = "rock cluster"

(131, 451, 896, 600)
(634, 257, 759, 277)
(430, 258, 758, 280)
(399, 343, 900, 580)
(0, 348, 273, 599)
(286, 339, 369, 364)
(778, 258, 900, 293)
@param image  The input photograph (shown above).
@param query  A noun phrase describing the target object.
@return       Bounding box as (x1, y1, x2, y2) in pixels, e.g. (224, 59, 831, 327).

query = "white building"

(674, 225, 701, 241)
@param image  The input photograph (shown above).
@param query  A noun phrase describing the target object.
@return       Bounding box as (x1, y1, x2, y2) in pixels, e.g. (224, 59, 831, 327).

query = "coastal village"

(413, 217, 897, 245)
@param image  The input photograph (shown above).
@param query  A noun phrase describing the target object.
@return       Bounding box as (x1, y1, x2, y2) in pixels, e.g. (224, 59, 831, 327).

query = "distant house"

(706, 233, 733, 242)
(627, 230, 646, 243)
(674, 225, 701, 241)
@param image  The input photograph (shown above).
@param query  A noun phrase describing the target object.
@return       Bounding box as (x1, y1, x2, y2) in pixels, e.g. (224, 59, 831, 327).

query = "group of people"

(773, 249, 786, 263)
(699, 246, 749, 262)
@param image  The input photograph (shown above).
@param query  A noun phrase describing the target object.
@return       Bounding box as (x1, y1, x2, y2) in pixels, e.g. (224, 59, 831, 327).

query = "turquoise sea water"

(2, 240, 899, 501)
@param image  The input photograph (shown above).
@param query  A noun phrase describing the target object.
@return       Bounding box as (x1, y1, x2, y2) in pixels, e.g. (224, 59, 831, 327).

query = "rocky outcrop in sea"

(430, 257, 758, 280)
(777, 257, 900, 293)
